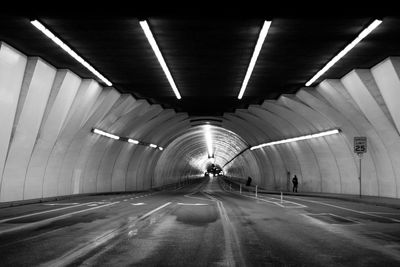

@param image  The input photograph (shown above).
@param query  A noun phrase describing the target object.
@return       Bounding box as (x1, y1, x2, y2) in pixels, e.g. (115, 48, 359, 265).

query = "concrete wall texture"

(1, 42, 400, 202)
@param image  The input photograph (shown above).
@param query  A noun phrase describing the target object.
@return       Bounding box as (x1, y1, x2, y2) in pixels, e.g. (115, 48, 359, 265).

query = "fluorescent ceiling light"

(149, 144, 157, 148)
(30, 20, 112, 86)
(250, 129, 340, 150)
(305, 19, 382, 87)
(204, 125, 214, 157)
(93, 128, 119, 140)
(238, 20, 272, 99)
(128, 138, 139, 144)
(139, 20, 182, 99)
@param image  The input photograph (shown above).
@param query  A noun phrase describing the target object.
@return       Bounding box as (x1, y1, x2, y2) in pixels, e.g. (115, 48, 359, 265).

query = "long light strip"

(128, 138, 139, 144)
(93, 128, 163, 150)
(93, 129, 119, 140)
(204, 125, 214, 157)
(139, 20, 182, 99)
(250, 129, 340, 150)
(30, 20, 112, 86)
(305, 19, 382, 87)
(238, 20, 272, 99)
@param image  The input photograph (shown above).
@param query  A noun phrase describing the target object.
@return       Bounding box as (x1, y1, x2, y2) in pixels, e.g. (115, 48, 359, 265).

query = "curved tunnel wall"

(1, 42, 400, 202)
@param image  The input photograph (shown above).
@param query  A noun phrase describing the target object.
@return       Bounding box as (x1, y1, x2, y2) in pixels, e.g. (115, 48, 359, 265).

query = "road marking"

(203, 192, 245, 267)
(131, 203, 146, 206)
(284, 196, 400, 223)
(0, 202, 101, 224)
(219, 181, 306, 208)
(40, 201, 171, 267)
(43, 203, 79, 206)
(139, 202, 172, 220)
(177, 203, 208, 206)
(0, 202, 118, 236)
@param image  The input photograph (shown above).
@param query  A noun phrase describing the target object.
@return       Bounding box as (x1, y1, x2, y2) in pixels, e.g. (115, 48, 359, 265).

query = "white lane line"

(138, 202, 172, 220)
(43, 203, 79, 206)
(0, 202, 119, 236)
(0, 202, 99, 224)
(363, 211, 400, 215)
(219, 181, 306, 208)
(284, 196, 400, 223)
(202, 192, 245, 267)
(177, 203, 208, 206)
(40, 201, 171, 267)
(131, 203, 146, 206)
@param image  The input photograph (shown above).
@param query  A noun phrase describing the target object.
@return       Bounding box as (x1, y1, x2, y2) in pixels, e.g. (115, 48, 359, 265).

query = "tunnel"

(1, 11, 400, 266)
(1, 42, 400, 201)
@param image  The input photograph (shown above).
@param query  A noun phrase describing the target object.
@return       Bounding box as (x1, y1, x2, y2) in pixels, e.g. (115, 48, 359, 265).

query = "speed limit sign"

(354, 137, 367, 154)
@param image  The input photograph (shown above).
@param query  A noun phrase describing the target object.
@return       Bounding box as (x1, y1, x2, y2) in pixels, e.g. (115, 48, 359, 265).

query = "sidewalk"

(222, 177, 400, 210)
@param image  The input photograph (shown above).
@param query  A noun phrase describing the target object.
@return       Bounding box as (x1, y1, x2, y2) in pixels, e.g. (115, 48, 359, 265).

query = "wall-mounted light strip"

(139, 20, 182, 99)
(305, 19, 382, 87)
(30, 20, 112, 86)
(238, 20, 272, 100)
(250, 129, 340, 150)
(204, 125, 214, 158)
(128, 138, 139, 144)
(93, 129, 119, 140)
(92, 128, 163, 151)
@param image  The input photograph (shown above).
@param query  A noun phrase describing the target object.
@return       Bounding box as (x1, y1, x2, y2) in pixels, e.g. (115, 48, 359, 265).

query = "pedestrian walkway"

(222, 177, 400, 210)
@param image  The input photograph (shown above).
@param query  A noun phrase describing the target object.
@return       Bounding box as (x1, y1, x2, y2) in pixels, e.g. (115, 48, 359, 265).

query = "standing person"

(292, 175, 298, 192)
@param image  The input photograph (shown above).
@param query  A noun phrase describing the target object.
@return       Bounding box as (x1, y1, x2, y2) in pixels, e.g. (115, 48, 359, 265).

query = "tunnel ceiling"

(1, 6, 400, 116)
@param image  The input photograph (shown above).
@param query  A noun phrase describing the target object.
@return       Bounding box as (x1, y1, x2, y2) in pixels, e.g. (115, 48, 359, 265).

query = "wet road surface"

(0, 177, 400, 266)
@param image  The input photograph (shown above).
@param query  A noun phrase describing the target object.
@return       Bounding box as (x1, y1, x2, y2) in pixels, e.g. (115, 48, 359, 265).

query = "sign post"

(354, 137, 367, 198)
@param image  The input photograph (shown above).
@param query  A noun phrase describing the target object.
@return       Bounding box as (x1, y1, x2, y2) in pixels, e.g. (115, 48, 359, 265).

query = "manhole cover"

(306, 213, 358, 224)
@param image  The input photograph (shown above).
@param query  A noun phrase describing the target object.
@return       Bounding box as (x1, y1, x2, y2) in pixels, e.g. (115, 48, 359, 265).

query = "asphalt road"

(0, 177, 400, 266)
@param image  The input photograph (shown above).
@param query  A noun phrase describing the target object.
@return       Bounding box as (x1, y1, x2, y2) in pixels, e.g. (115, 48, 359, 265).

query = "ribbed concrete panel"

(0, 58, 56, 201)
(262, 101, 322, 192)
(237, 109, 291, 190)
(342, 70, 399, 197)
(318, 80, 381, 196)
(94, 96, 139, 192)
(42, 80, 102, 197)
(136, 115, 190, 188)
(231, 112, 276, 188)
(0, 43, 27, 195)
(108, 102, 154, 191)
(248, 106, 301, 189)
(296, 89, 359, 194)
(279, 95, 342, 193)
(83, 95, 137, 193)
(24, 70, 81, 199)
(125, 105, 163, 190)
(66, 88, 120, 195)
(220, 116, 263, 185)
(251, 105, 308, 191)
(132, 113, 183, 189)
(371, 57, 400, 133)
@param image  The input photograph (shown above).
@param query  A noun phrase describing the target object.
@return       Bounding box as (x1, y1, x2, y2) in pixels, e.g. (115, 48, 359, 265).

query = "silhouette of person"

(246, 176, 252, 186)
(292, 175, 298, 192)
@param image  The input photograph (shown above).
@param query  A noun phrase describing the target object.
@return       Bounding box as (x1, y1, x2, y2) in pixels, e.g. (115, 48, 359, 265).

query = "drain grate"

(306, 213, 358, 225)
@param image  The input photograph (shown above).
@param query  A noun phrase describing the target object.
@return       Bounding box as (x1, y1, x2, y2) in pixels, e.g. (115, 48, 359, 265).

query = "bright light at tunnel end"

(30, 20, 112, 86)
(204, 125, 214, 158)
(250, 129, 341, 150)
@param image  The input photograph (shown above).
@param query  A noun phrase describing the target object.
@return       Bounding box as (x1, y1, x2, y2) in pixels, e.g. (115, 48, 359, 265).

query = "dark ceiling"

(1, 6, 400, 116)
